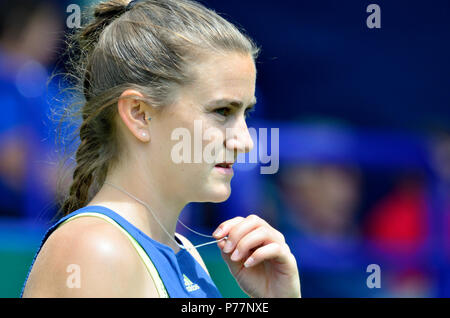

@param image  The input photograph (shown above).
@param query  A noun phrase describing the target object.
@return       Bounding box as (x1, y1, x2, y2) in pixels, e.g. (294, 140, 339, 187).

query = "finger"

(219, 244, 243, 274)
(243, 242, 293, 269)
(212, 216, 245, 239)
(229, 226, 272, 262)
(217, 237, 227, 250)
(214, 216, 245, 250)
(220, 215, 266, 254)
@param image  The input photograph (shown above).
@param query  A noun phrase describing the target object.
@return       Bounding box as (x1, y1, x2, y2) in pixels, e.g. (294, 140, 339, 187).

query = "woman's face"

(149, 52, 257, 204)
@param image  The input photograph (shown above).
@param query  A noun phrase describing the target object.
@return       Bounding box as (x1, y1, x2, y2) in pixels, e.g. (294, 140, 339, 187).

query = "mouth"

(215, 162, 233, 168)
(214, 162, 234, 175)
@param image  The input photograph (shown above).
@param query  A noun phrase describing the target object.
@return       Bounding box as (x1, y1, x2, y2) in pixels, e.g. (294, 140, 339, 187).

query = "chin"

(200, 184, 231, 203)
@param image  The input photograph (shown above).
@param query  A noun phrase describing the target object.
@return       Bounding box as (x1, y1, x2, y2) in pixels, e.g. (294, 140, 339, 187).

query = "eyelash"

(214, 107, 255, 119)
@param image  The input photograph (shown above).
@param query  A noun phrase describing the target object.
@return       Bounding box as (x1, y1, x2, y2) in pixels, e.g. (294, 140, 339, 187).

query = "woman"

(21, 0, 301, 298)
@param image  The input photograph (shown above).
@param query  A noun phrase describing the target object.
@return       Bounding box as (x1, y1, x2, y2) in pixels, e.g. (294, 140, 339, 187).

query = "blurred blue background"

(0, 0, 449, 297)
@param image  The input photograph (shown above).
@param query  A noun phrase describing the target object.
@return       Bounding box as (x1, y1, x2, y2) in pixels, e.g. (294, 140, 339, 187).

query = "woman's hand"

(213, 214, 301, 298)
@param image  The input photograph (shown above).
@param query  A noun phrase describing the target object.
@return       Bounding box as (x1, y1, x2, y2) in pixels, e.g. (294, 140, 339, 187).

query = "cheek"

(155, 107, 224, 171)
(202, 124, 226, 163)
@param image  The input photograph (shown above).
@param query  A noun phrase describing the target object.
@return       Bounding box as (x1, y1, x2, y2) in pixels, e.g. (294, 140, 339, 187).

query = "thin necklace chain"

(103, 182, 227, 250)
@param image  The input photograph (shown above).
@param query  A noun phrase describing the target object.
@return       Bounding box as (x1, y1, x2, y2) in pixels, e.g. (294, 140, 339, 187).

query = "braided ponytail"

(53, 0, 259, 219)
(55, 1, 132, 218)
(60, 109, 116, 216)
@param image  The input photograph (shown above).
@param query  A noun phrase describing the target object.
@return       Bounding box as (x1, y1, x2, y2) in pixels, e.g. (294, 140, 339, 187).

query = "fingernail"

(223, 240, 233, 253)
(230, 249, 240, 261)
(244, 257, 254, 268)
(212, 228, 222, 238)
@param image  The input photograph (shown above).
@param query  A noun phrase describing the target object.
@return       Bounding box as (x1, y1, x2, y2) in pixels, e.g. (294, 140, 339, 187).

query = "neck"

(87, 167, 187, 252)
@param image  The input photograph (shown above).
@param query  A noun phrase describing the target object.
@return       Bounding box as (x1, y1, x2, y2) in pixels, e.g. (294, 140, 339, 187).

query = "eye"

(244, 107, 255, 119)
(214, 107, 232, 117)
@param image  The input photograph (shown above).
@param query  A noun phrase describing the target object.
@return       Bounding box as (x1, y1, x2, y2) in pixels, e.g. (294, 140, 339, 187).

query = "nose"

(224, 116, 254, 155)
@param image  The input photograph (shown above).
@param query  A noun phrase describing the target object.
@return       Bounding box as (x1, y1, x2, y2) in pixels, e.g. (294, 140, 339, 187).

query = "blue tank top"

(20, 205, 222, 298)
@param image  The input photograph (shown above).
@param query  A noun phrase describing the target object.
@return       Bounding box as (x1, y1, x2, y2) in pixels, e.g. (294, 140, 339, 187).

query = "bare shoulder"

(22, 216, 157, 297)
(175, 233, 210, 276)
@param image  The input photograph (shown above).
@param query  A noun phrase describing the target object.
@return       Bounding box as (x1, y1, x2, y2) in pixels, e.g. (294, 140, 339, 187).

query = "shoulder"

(175, 233, 210, 276)
(22, 216, 155, 297)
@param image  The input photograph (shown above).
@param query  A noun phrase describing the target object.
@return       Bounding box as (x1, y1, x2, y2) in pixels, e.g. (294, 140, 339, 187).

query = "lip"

(214, 163, 234, 175)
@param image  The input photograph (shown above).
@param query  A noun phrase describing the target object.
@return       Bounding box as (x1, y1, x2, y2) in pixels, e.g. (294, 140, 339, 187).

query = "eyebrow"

(206, 97, 257, 109)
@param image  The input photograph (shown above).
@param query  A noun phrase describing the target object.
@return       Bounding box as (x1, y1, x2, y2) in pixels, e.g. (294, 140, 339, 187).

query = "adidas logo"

(183, 274, 200, 292)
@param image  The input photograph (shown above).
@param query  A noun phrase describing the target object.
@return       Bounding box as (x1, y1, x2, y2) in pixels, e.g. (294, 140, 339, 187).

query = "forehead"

(183, 52, 256, 102)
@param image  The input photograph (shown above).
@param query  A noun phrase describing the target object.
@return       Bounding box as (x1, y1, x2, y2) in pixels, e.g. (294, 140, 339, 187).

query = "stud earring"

(142, 132, 147, 137)
(147, 116, 152, 121)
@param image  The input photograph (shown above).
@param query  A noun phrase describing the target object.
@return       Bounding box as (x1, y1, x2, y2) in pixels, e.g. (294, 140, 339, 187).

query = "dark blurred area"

(0, 0, 66, 221)
(0, 0, 449, 297)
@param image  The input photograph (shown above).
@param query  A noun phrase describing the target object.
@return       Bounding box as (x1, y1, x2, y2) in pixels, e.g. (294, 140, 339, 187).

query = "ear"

(117, 89, 153, 142)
